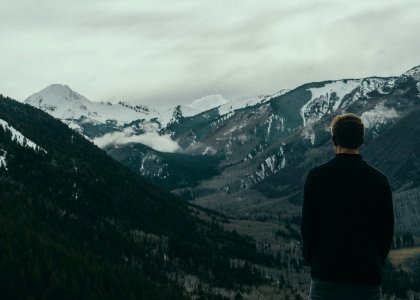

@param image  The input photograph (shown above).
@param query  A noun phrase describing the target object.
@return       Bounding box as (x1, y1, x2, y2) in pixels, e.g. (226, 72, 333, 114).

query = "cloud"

(1, 0, 420, 106)
(361, 102, 399, 128)
(93, 129, 180, 153)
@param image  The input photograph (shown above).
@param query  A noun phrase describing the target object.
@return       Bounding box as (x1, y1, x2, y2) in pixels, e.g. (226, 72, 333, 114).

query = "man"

(301, 113, 394, 300)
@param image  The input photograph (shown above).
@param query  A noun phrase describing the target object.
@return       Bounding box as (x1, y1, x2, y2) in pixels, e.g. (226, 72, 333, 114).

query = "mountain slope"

(23, 66, 420, 233)
(104, 142, 223, 191)
(0, 94, 284, 299)
(364, 105, 420, 232)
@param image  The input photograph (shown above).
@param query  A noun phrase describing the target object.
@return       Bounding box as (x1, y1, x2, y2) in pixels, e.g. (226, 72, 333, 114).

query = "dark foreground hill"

(0, 94, 281, 299)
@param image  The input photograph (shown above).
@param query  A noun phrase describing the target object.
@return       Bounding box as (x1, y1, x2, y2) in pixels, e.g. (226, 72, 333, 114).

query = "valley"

(4, 63, 420, 299)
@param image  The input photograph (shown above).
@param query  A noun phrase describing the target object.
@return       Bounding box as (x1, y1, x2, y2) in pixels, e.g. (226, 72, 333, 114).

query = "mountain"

(24, 66, 420, 233)
(364, 104, 420, 232)
(8, 64, 420, 299)
(24, 85, 260, 140)
(24, 84, 282, 189)
(24, 84, 168, 137)
(0, 94, 299, 299)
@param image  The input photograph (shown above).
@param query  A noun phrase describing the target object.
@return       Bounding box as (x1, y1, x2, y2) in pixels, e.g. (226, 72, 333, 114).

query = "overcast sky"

(1, 0, 420, 107)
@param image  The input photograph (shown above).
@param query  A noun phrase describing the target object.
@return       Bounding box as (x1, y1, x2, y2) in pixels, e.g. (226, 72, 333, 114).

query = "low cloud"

(93, 129, 180, 153)
(361, 102, 398, 128)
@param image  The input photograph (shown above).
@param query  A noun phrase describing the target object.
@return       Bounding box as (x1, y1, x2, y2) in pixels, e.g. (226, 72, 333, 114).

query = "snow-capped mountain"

(24, 65, 420, 231)
(24, 84, 266, 141)
(24, 84, 167, 135)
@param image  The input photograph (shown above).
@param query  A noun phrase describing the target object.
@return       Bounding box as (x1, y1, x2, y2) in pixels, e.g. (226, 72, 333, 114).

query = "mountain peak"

(45, 83, 72, 92)
(25, 84, 90, 106)
(403, 65, 420, 80)
(24, 84, 166, 130)
(24, 84, 94, 122)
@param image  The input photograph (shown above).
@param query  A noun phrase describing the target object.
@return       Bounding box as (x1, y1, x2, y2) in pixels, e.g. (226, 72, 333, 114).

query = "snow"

(203, 146, 217, 155)
(265, 156, 274, 171)
(217, 92, 278, 116)
(301, 80, 361, 126)
(254, 146, 286, 181)
(210, 111, 235, 127)
(279, 146, 286, 169)
(403, 65, 420, 81)
(139, 153, 168, 177)
(0, 119, 46, 152)
(216, 90, 289, 117)
(0, 149, 7, 170)
(266, 115, 273, 137)
(347, 77, 396, 107)
(361, 102, 399, 128)
(361, 77, 395, 95)
(25, 85, 293, 142)
(302, 127, 316, 145)
(25, 84, 166, 126)
(185, 94, 228, 116)
(25, 85, 234, 129)
(260, 89, 290, 102)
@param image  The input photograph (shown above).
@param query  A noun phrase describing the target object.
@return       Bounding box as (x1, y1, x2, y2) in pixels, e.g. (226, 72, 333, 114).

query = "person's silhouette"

(301, 113, 394, 300)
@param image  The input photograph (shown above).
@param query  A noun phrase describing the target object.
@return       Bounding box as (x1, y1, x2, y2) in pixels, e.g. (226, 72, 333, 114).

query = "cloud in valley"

(93, 128, 180, 153)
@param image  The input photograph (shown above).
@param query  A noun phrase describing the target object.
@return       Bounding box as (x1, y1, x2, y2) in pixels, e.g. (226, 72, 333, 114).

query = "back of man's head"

(331, 113, 365, 149)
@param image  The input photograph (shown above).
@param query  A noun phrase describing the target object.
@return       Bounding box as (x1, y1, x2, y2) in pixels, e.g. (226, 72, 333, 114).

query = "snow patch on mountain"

(361, 77, 396, 95)
(302, 127, 316, 145)
(261, 89, 291, 103)
(244, 145, 287, 188)
(218, 96, 260, 116)
(93, 126, 180, 153)
(217, 90, 289, 117)
(25, 84, 157, 126)
(140, 153, 169, 178)
(361, 102, 398, 129)
(186, 94, 228, 115)
(0, 149, 7, 170)
(347, 77, 396, 107)
(203, 146, 217, 155)
(403, 65, 420, 81)
(301, 80, 361, 126)
(0, 119, 46, 153)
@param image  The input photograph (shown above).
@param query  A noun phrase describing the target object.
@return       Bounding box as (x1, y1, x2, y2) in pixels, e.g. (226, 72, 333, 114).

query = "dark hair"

(331, 113, 365, 149)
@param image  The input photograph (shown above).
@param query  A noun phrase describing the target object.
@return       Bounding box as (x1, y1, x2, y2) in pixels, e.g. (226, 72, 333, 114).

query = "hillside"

(18, 65, 420, 298)
(23, 67, 420, 231)
(0, 94, 293, 299)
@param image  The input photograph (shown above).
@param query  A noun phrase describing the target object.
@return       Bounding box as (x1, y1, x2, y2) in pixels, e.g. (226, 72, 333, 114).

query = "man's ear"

(332, 135, 338, 146)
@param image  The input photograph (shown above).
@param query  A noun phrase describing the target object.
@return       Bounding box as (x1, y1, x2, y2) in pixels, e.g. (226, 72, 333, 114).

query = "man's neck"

(335, 147, 360, 155)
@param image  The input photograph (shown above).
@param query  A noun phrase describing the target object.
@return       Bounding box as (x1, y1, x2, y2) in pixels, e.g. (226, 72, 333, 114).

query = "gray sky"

(1, 0, 420, 107)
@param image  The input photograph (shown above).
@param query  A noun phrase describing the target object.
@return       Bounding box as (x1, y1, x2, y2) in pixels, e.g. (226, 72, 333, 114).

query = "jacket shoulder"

(362, 161, 390, 185)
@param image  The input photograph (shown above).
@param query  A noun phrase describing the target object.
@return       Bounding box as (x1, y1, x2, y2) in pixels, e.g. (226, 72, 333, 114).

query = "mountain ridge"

(1, 93, 293, 299)
(23, 66, 420, 233)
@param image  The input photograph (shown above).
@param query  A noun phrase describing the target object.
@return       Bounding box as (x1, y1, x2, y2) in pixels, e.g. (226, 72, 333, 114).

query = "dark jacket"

(301, 153, 394, 286)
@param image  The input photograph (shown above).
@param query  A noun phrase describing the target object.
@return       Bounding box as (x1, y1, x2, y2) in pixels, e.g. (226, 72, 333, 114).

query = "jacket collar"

(335, 153, 362, 160)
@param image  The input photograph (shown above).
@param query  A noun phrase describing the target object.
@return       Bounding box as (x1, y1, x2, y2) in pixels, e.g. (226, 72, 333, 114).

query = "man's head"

(331, 113, 365, 152)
